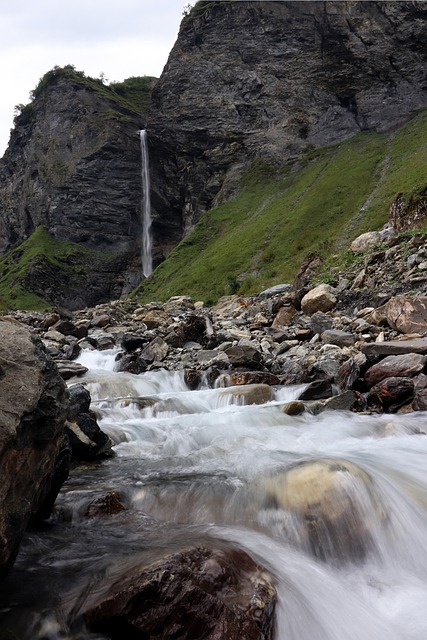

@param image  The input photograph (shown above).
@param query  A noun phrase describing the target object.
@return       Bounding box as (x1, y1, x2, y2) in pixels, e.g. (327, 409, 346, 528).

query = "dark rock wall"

(0, 73, 143, 254)
(148, 0, 427, 234)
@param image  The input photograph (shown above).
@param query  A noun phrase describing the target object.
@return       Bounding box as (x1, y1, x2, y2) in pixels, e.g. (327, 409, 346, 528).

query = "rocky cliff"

(148, 0, 427, 233)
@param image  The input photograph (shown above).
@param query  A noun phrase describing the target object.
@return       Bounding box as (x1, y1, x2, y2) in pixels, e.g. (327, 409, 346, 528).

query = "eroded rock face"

(84, 546, 276, 640)
(0, 320, 68, 576)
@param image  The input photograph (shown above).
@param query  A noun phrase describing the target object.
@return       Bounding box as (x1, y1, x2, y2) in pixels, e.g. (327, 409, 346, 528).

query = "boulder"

(298, 380, 334, 401)
(224, 345, 262, 369)
(221, 384, 274, 405)
(260, 459, 385, 562)
(349, 231, 381, 253)
(300, 284, 337, 315)
(83, 546, 276, 640)
(367, 377, 415, 412)
(386, 295, 427, 334)
(364, 353, 426, 387)
(271, 305, 297, 328)
(0, 321, 68, 576)
(321, 329, 356, 348)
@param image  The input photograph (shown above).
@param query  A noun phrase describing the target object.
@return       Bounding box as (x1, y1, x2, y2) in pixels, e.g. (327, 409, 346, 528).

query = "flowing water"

(2, 349, 427, 638)
(139, 129, 152, 278)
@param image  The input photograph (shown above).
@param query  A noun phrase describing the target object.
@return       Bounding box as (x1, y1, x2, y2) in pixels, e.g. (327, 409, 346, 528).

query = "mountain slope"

(135, 108, 427, 304)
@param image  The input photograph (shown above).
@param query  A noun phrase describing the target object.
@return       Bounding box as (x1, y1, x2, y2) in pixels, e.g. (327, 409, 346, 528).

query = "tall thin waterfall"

(139, 129, 153, 277)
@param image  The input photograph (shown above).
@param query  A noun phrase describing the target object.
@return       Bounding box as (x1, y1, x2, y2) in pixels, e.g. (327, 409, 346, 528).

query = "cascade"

(139, 129, 153, 277)
(3, 351, 427, 638)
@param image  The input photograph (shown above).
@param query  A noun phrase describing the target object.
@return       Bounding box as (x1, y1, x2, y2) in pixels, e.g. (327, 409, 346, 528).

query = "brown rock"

(271, 305, 297, 328)
(367, 377, 414, 411)
(364, 353, 426, 387)
(386, 295, 427, 334)
(219, 371, 280, 387)
(221, 384, 273, 405)
(84, 546, 276, 640)
(282, 401, 305, 415)
(85, 492, 127, 517)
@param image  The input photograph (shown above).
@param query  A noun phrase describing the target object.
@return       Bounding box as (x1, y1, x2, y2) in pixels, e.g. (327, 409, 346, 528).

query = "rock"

(121, 334, 146, 352)
(271, 305, 297, 328)
(115, 353, 148, 374)
(0, 321, 68, 575)
(298, 380, 334, 401)
(386, 295, 427, 334)
(321, 329, 356, 348)
(323, 391, 358, 412)
(83, 546, 276, 640)
(349, 231, 381, 253)
(260, 459, 385, 562)
(259, 284, 294, 298)
(67, 384, 91, 420)
(281, 401, 305, 415)
(361, 338, 427, 357)
(367, 377, 415, 412)
(140, 337, 169, 363)
(85, 492, 127, 518)
(221, 384, 273, 405)
(136, 309, 171, 329)
(364, 353, 426, 387)
(216, 371, 280, 387)
(196, 350, 230, 369)
(55, 360, 88, 380)
(224, 345, 262, 368)
(165, 313, 208, 348)
(310, 311, 334, 335)
(335, 357, 362, 391)
(300, 284, 337, 315)
(184, 368, 202, 390)
(65, 414, 113, 461)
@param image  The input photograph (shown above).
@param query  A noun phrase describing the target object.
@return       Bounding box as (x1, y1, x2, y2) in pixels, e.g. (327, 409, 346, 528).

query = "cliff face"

(0, 68, 146, 254)
(148, 0, 427, 233)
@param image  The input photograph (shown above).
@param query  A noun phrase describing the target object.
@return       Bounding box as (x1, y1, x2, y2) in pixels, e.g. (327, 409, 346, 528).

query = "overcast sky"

(0, 0, 190, 156)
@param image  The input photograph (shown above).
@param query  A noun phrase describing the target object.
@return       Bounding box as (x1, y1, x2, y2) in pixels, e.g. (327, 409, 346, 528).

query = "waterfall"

(139, 129, 153, 278)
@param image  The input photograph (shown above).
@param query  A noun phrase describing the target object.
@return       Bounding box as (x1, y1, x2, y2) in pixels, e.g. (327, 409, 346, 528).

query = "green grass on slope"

(135, 131, 387, 304)
(360, 108, 427, 229)
(136, 108, 427, 305)
(0, 226, 119, 312)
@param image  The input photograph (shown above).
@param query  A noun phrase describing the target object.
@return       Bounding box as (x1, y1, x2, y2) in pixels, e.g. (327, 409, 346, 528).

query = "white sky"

(0, 0, 191, 156)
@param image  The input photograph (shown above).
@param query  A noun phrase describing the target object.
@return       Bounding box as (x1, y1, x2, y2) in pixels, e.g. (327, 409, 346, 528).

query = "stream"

(2, 348, 427, 638)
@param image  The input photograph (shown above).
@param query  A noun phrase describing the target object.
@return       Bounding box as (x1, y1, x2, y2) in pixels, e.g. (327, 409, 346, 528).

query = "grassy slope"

(135, 109, 427, 304)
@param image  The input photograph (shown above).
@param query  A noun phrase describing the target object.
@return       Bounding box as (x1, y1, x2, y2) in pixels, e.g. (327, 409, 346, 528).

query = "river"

(2, 348, 427, 639)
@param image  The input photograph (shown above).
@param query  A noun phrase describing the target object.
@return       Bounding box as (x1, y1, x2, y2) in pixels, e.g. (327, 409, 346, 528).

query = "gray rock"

(321, 329, 356, 348)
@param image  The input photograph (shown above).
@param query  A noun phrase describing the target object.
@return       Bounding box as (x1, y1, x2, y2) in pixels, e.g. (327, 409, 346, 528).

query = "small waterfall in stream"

(139, 129, 153, 278)
(3, 349, 427, 639)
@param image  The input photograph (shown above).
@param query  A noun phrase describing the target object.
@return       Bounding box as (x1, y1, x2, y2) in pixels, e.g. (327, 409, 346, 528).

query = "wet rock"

(364, 353, 426, 387)
(0, 321, 68, 575)
(65, 414, 113, 461)
(281, 401, 305, 415)
(85, 492, 127, 518)
(323, 391, 358, 412)
(115, 353, 148, 374)
(367, 377, 415, 412)
(386, 295, 427, 334)
(121, 334, 146, 351)
(196, 350, 230, 369)
(217, 371, 281, 387)
(260, 459, 385, 562)
(301, 284, 337, 315)
(184, 368, 202, 390)
(335, 357, 362, 391)
(298, 380, 334, 401)
(68, 384, 91, 420)
(84, 546, 276, 640)
(221, 384, 274, 405)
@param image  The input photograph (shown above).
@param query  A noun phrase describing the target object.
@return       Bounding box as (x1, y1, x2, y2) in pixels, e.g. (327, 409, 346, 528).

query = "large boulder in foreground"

(259, 459, 386, 563)
(0, 320, 68, 576)
(84, 546, 276, 640)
